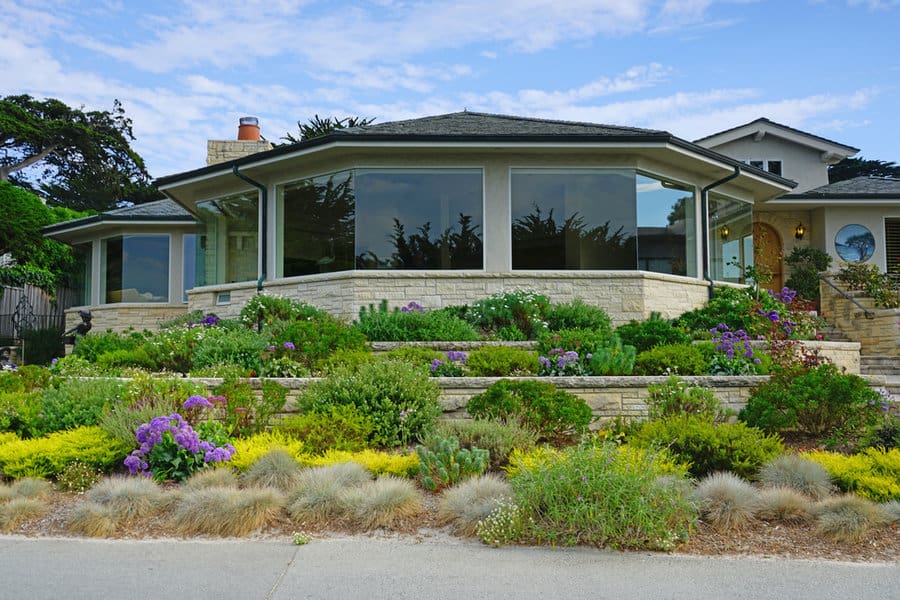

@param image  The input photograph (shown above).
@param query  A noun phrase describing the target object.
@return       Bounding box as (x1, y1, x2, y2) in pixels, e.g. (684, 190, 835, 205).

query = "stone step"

(817, 326, 850, 341)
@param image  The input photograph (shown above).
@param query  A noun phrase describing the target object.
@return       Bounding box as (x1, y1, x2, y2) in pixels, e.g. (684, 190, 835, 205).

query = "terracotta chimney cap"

(237, 116, 261, 141)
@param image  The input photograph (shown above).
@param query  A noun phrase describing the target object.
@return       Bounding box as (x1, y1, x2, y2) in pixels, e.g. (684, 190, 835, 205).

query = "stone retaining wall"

(820, 283, 900, 357)
(65, 305, 188, 335)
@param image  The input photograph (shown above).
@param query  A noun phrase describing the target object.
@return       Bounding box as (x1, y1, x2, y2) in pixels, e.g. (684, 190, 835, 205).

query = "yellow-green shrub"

(0, 427, 130, 479)
(0, 432, 19, 446)
(506, 444, 687, 479)
(803, 448, 900, 502)
(299, 450, 419, 478)
(227, 431, 307, 472)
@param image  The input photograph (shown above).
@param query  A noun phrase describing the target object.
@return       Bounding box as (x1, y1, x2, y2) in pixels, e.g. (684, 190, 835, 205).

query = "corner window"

(636, 175, 696, 277)
(511, 169, 636, 269)
(101, 235, 169, 303)
(709, 194, 753, 283)
(196, 191, 258, 284)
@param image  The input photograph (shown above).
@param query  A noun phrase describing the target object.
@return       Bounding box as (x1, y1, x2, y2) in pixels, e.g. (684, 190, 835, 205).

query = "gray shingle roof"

(43, 199, 196, 236)
(694, 117, 860, 153)
(784, 175, 900, 199)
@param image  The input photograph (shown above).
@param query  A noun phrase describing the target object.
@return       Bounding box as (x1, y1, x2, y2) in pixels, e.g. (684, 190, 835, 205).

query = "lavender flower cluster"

(400, 301, 425, 313)
(538, 348, 590, 376)
(188, 314, 220, 328)
(710, 323, 757, 361)
(124, 412, 235, 478)
(429, 350, 467, 376)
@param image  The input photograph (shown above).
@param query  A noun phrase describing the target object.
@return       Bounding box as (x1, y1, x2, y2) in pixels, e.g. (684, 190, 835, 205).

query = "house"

(46, 111, 897, 335)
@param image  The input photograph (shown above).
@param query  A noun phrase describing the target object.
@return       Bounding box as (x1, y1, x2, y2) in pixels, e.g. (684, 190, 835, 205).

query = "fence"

(0, 285, 73, 363)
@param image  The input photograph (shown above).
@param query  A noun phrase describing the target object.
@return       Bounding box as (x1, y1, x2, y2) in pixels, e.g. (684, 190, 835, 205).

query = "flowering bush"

(537, 348, 589, 376)
(429, 351, 467, 377)
(124, 411, 235, 482)
(707, 323, 760, 375)
(458, 290, 550, 339)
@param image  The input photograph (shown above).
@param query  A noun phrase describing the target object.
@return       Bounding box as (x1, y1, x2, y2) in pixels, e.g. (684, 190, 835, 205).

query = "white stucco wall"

(705, 136, 829, 193)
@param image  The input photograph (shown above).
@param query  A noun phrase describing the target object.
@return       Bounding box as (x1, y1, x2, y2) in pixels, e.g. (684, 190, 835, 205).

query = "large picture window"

(102, 235, 169, 303)
(636, 175, 696, 277)
(511, 169, 637, 269)
(71, 242, 92, 306)
(709, 194, 753, 283)
(196, 191, 258, 284)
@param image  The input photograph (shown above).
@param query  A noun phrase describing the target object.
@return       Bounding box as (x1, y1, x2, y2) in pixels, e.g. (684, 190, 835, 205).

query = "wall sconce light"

(720, 225, 730, 240)
(794, 222, 806, 240)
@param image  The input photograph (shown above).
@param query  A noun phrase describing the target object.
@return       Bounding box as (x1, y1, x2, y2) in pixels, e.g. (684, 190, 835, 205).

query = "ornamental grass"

(758, 454, 834, 501)
(0, 498, 48, 532)
(182, 468, 239, 491)
(812, 495, 889, 542)
(68, 502, 119, 537)
(173, 487, 285, 537)
(287, 462, 371, 525)
(243, 449, 303, 492)
(340, 477, 423, 530)
(86, 477, 163, 522)
(3, 477, 52, 501)
(437, 474, 512, 535)
(754, 487, 812, 524)
(694, 472, 760, 531)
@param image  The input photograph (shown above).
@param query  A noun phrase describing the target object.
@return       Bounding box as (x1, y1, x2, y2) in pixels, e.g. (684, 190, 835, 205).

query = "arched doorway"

(753, 222, 783, 292)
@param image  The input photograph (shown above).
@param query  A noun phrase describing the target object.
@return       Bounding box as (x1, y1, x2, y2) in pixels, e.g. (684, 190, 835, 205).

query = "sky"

(2, 0, 899, 180)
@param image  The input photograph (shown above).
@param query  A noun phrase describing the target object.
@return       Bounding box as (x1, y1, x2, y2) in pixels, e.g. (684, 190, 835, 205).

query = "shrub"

(508, 444, 697, 550)
(755, 487, 812, 523)
(212, 377, 289, 437)
(269, 315, 367, 370)
(757, 454, 834, 500)
(586, 334, 636, 376)
(55, 460, 104, 493)
(243, 449, 303, 491)
(416, 435, 489, 492)
(436, 419, 538, 471)
(314, 348, 375, 375)
(616, 315, 689, 354)
(634, 343, 709, 376)
(287, 462, 371, 525)
(72, 330, 141, 363)
(299, 450, 419, 478)
(356, 300, 480, 341)
(18, 326, 64, 366)
(298, 360, 442, 447)
(645, 375, 724, 422)
(628, 415, 784, 479)
(437, 474, 512, 535)
(675, 286, 771, 338)
(803, 448, 900, 502)
(47, 355, 105, 378)
(812, 494, 889, 542)
(0, 391, 43, 438)
(339, 477, 423, 529)
(0, 426, 130, 478)
(466, 346, 538, 376)
(693, 472, 760, 531)
(0, 498, 48, 532)
(466, 379, 592, 441)
(276, 405, 373, 455)
(381, 347, 444, 371)
(239, 294, 326, 328)
(459, 290, 551, 339)
(96, 348, 157, 372)
(740, 364, 882, 438)
(40, 377, 124, 433)
(544, 299, 611, 335)
(537, 328, 613, 356)
(173, 487, 285, 537)
(784, 247, 832, 303)
(226, 431, 307, 472)
(191, 327, 269, 372)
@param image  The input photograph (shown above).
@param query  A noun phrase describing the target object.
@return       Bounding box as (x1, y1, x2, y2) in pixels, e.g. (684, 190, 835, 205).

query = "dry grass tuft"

(758, 454, 834, 500)
(340, 477, 423, 530)
(182, 468, 239, 491)
(813, 494, 889, 542)
(0, 486, 13, 503)
(287, 462, 371, 525)
(694, 472, 759, 531)
(437, 474, 512, 535)
(10, 478, 53, 500)
(68, 502, 120, 537)
(243, 449, 302, 491)
(173, 487, 285, 537)
(0, 498, 48, 532)
(880, 500, 900, 524)
(755, 487, 812, 524)
(86, 477, 163, 522)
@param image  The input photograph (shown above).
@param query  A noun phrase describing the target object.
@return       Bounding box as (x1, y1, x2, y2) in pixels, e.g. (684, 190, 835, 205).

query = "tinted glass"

(103, 235, 169, 303)
(636, 175, 695, 277)
(196, 192, 258, 284)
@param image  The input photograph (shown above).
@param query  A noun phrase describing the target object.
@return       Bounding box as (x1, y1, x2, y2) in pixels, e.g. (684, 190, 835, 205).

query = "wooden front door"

(753, 222, 783, 292)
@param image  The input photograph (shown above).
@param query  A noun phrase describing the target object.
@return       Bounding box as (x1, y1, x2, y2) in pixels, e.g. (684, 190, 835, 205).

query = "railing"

(818, 274, 875, 319)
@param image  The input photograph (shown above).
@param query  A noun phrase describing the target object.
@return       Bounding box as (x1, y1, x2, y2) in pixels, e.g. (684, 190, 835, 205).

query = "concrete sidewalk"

(1, 534, 897, 600)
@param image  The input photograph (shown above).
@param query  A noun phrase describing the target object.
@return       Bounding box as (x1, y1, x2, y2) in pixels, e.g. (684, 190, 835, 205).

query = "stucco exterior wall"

(187, 271, 712, 326)
(822, 206, 895, 271)
(707, 136, 829, 192)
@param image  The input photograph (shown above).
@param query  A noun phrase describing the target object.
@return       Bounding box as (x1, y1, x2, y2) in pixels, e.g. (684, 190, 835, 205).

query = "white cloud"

(847, 0, 900, 8)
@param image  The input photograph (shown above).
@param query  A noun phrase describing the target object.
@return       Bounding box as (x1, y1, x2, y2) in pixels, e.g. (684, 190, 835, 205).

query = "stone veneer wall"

(188, 271, 712, 326)
(206, 140, 273, 165)
(65, 305, 188, 335)
(820, 281, 900, 357)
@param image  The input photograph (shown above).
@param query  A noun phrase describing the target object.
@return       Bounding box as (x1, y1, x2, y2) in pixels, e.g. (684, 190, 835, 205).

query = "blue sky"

(2, 0, 898, 180)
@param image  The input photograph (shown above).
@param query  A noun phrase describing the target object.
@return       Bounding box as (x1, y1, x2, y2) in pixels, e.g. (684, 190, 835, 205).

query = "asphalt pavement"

(1, 534, 896, 600)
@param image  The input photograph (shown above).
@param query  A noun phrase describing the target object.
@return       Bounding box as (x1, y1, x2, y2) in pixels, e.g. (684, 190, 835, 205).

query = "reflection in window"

(636, 175, 696, 277)
(102, 235, 169, 303)
(354, 169, 483, 270)
(70, 242, 92, 306)
(196, 192, 258, 284)
(183, 234, 198, 302)
(709, 194, 753, 283)
(511, 169, 636, 269)
(280, 171, 355, 276)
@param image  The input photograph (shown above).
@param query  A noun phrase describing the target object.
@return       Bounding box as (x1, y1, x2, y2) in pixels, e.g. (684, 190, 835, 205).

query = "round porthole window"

(834, 224, 875, 263)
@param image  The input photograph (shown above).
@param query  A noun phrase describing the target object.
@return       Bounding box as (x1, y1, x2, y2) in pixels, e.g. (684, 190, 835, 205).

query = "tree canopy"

(828, 157, 900, 184)
(281, 114, 376, 144)
(0, 94, 155, 211)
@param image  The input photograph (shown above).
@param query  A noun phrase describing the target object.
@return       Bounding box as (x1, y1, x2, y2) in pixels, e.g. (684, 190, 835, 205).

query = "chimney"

(207, 116, 273, 165)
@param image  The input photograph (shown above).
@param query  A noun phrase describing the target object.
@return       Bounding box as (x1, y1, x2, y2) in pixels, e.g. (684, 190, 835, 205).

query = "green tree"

(828, 157, 900, 184)
(0, 95, 152, 210)
(281, 114, 375, 143)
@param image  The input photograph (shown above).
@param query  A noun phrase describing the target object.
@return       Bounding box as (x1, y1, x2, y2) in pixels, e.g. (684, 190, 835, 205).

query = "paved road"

(1, 534, 897, 600)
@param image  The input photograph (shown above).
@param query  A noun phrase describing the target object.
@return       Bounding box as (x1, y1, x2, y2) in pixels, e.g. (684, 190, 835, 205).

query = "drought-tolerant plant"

(355, 300, 480, 341)
(755, 487, 812, 524)
(40, 377, 124, 433)
(56, 460, 104, 493)
(243, 449, 303, 491)
(276, 405, 374, 455)
(428, 351, 468, 377)
(314, 348, 375, 375)
(268, 315, 368, 370)
(803, 448, 900, 502)
(226, 431, 307, 472)
(212, 377, 289, 437)
(0, 426, 130, 478)
(707, 324, 760, 376)
(693, 472, 760, 531)
(299, 450, 419, 478)
(476, 499, 527, 546)
(858, 388, 900, 450)
(537, 348, 588, 376)
(437, 474, 512, 535)
(881, 500, 900, 524)
(467, 379, 593, 441)
(4, 477, 52, 501)
(508, 443, 697, 550)
(628, 415, 784, 479)
(287, 462, 371, 525)
(465, 346, 538, 376)
(85, 477, 163, 522)
(585, 335, 636, 376)
(381, 346, 443, 371)
(72, 330, 142, 363)
(757, 454, 834, 500)
(339, 476, 423, 529)
(68, 502, 119, 537)
(634, 343, 708, 376)
(458, 290, 551, 339)
(416, 435, 489, 492)
(0, 390, 43, 439)
(0, 498, 48, 532)
(537, 328, 612, 357)
(835, 262, 900, 309)
(544, 299, 611, 335)
(182, 467, 239, 491)
(298, 359, 442, 447)
(436, 419, 537, 471)
(173, 486, 285, 537)
(96, 347, 157, 372)
(616, 315, 690, 354)
(645, 375, 725, 422)
(812, 494, 889, 541)
(741, 364, 882, 439)
(239, 294, 327, 328)
(191, 326, 269, 373)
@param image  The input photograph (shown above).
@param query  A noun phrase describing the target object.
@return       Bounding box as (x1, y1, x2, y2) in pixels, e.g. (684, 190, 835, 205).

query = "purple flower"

(283, 341, 296, 350)
(200, 315, 220, 326)
(183, 395, 213, 410)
